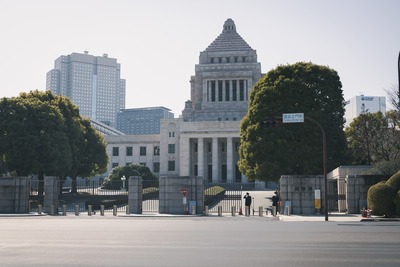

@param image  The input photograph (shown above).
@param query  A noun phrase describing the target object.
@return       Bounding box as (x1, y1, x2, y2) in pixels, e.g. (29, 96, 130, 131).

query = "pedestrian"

(272, 191, 279, 215)
(243, 192, 252, 216)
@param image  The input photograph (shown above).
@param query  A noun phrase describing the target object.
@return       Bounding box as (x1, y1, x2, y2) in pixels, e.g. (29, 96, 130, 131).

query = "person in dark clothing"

(243, 192, 252, 216)
(271, 191, 280, 215)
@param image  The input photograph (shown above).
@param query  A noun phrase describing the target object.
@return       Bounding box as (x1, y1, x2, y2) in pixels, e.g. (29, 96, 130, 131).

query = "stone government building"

(106, 18, 262, 183)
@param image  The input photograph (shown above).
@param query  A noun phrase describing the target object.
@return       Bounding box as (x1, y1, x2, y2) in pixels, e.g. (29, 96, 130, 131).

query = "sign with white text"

(282, 113, 304, 123)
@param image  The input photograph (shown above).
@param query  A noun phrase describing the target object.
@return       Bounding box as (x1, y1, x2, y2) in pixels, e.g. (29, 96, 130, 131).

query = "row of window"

(210, 56, 246, 64)
(207, 80, 248, 102)
(112, 145, 175, 156)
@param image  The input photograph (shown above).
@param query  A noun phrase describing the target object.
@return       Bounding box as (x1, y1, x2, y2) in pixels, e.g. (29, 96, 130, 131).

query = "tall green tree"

(0, 95, 72, 182)
(346, 111, 400, 165)
(0, 91, 108, 193)
(238, 62, 348, 181)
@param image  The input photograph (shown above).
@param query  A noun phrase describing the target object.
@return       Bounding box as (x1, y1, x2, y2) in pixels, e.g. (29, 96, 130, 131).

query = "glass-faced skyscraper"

(46, 51, 126, 127)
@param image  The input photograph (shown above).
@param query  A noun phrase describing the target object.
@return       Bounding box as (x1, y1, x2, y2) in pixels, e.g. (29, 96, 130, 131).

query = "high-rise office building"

(46, 51, 126, 127)
(344, 95, 386, 127)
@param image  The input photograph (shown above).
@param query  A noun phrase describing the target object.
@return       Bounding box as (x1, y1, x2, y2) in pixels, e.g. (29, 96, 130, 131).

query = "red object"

(180, 188, 189, 197)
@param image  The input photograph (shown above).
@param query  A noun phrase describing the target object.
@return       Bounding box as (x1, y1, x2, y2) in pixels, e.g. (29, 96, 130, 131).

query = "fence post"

(204, 206, 209, 216)
(113, 205, 117, 216)
(100, 205, 105, 216)
(259, 206, 263, 217)
(88, 205, 92, 216)
(75, 204, 79, 216)
(218, 206, 222, 216)
(63, 205, 67, 216)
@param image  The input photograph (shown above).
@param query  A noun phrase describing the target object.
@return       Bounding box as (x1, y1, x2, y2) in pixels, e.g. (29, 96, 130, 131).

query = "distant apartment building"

(344, 95, 386, 127)
(117, 107, 174, 135)
(46, 51, 126, 127)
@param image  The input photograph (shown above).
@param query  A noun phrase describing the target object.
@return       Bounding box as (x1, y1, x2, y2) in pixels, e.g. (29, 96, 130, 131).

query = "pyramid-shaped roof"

(204, 19, 253, 52)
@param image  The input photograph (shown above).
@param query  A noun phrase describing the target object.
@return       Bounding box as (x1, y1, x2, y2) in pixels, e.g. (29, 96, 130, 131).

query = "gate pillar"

(128, 176, 142, 214)
(44, 176, 59, 215)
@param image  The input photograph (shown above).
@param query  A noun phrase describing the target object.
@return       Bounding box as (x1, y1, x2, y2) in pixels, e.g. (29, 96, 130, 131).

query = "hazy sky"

(1, 0, 399, 116)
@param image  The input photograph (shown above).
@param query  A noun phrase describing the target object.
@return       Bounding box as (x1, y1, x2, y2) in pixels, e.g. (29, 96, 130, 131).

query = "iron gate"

(205, 182, 243, 213)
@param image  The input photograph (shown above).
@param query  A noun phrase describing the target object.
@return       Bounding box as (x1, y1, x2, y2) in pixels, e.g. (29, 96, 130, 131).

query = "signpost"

(281, 113, 328, 221)
(180, 188, 189, 214)
(180, 188, 189, 197)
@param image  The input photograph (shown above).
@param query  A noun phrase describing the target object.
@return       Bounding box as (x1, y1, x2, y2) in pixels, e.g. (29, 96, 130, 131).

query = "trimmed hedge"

(396, 190, 400, 216)
(367, 181, 396, 216)
(386, 171, 400, 192)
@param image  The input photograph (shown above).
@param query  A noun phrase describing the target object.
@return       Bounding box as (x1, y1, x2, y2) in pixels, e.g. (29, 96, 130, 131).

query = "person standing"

(243, 192, 252, 216)
(272, 191, 279, 216)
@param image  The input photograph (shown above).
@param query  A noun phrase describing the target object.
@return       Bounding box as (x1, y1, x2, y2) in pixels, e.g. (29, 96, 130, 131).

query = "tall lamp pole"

(304, 116, 328, 222)
(398, 51, 400, 107)
(276, 113, 329, 221)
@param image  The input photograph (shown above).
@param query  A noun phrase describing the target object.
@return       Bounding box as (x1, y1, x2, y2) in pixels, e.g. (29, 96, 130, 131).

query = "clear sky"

(1, 0, 399, 116)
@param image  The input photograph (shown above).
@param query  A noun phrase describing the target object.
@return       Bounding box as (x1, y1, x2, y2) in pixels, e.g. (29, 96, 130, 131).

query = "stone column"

(226, 137, 233, 182)
(44, 176, 59, 215)
(212, 137, 219, 182)
(198, 137, 204, 177)
(128, 176, 142, 214)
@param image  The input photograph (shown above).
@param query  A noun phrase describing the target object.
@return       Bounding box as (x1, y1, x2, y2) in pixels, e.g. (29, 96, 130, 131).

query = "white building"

(106, 18, 263, 182)
(344, 95, 386, 127)
(47, 51, 126, 127)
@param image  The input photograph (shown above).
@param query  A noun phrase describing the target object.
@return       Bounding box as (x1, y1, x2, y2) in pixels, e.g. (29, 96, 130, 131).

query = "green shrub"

(367, 181, 396, 216)
(386, 171, 400, 192)
(396, 190, 400, 216)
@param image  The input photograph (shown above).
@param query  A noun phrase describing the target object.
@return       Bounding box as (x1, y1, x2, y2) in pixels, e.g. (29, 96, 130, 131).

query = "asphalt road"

(0, 216, 399, 267)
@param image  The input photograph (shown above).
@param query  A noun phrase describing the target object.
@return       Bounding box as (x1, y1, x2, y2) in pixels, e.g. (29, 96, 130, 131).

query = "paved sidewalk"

(278, 212, 363, 222)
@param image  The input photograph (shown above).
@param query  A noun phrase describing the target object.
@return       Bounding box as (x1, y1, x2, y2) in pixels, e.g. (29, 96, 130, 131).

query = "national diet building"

(105, 18, 263, 183)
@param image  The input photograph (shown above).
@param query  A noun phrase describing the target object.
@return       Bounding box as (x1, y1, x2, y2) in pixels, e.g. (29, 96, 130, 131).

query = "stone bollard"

(88, 205, 92, 216)
(204, 206, 209, 216)
(285, 205, 290, 216)
(75, 205, 80, 216)
(191, 205, 196, 215)
(231, 206, 236, 216)
(245, 206, 250, 216)
(50, 205, 55, 215)
(273, 206, 277, 217)
(259, 206, 263, 217)
(100, 205, 105, 216)
(126, 205, 130, 215)
(113, 205, 117, 216)
(38, 205, 42, 215)
(63, 205, 67, 216)
(218, 206, 222, 216)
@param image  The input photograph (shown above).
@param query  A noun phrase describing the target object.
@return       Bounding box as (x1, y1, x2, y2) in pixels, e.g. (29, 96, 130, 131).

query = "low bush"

(367, 181, 396, 216)
(396, 190, 400, 216)
(386, 171, 400, 192)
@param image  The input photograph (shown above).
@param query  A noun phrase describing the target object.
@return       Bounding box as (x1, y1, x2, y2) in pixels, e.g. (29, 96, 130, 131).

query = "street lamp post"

(121, 175, 126, 191)
(280, 113, 328, 221)
(304, 116, 328, 222)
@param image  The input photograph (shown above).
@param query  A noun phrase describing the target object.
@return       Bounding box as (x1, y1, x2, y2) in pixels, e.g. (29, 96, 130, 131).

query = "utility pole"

(398, 51, 400, 107)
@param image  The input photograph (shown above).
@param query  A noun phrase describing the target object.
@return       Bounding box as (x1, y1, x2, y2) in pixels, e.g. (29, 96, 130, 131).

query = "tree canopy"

(0, 90, 108, 183)
(238, 62, 348, 181)
(103, 164, 157, 189)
